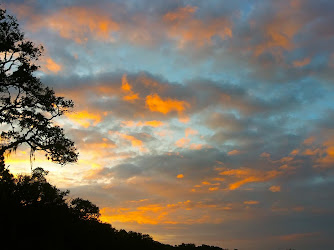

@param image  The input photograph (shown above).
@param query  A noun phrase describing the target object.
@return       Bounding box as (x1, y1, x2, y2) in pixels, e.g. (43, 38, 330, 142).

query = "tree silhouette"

(70, 197, 100, 221)
(0, 8, 77, 165)
(14, 167, 69, 207)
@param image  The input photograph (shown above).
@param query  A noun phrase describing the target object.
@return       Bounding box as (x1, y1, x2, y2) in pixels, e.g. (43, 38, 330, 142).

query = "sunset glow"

(3, 1, 334, 250)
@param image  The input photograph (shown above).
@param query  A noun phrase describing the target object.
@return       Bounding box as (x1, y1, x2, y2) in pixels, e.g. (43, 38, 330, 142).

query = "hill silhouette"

(0, 157, 228, 250)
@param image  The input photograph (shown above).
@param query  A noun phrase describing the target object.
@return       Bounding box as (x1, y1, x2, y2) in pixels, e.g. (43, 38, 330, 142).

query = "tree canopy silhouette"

(0, 8, 77, 165)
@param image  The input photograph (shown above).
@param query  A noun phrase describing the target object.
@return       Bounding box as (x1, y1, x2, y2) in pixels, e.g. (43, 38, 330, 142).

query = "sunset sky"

(3, 0, 334, 249)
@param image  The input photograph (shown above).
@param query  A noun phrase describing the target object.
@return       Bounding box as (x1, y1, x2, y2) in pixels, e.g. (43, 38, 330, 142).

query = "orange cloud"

(144, 120, 164, 127)
(100, 202, 184, 225)
(87, 139, 116, 150)
(260, 152, 271, 158)
(314, 144, 334, 168)
(66, 110, 102, 128)
(115, 132, 147, 152)
(219, 168, 282, 190)
(185, 128, 198, 137)
(192, 181, 221, 192)
(163, 5, 197, 22)
(189, 143, 204, 150)
(279, 232, 320, 241)
(176, 174, 184, 179)
(255, 29, 293, 56)
(123, 93, 139, 102)
(284, 136, 334, 169)
(302, 148, 320, 156)
(163, 6, 232, 48)
(175, 137, 190, 148)
(121, 74, 140, 102)
(100, 206, 162, 225)
(120, 134, 142, 147)
(253, 5, 302, 57)
(326, 146, 334, 157)
(43, 58, 62, 73)
(100, 200, 225, 225)
(293, 57, 311, 67)
(243, 200, 259, 205)
(228, 149, 241, 156)
(146, 93, 189, 114)
(269, 185, 281, 192)
(290, 149, 299, 155)
(43, 7, 119, 43)
(10, 5, 120, 43)
(121, 74, 132, 92)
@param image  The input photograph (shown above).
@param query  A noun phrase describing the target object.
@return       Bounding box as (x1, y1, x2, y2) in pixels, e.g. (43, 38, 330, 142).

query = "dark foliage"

(0, 162, 227, 250)
(0, 8, 77, 164)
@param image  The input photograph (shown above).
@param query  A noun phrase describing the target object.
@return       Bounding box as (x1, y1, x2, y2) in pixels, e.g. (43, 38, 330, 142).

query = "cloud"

(163, 6, 197, 22)
(279, 232, 321, 241)
(293, 57, 311, 67)
(121, 74, 140, 102)
(163, 5, 232, 48)
(4, 1, 334, 249)
(185, 128, 198, 137)
(100, 199, 225, 225)
(8, 0, 334, 88)
(175, 138, 190, 148)
(121, 120, 165, 128)
(8, 2, 231, 49)
(228, 150, 241, 156)
(42, 57, 62, 73)
(145, 93, 189, 115)
(65, 110, 102, 128)
(219, 168, 283, 190)
(269, 185, 281, 192)
(244, 200, 259, 205)
(189, 143, 205, 150)
(114, 132, 147, 152)
(26, 6, 119, 43)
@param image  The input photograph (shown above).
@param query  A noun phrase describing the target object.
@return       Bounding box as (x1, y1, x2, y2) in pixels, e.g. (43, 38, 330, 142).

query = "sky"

(3, 0, 334, 249)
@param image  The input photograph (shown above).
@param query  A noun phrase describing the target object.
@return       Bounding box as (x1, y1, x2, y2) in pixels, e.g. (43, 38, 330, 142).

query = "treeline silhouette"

(0, 158, 227, 250)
